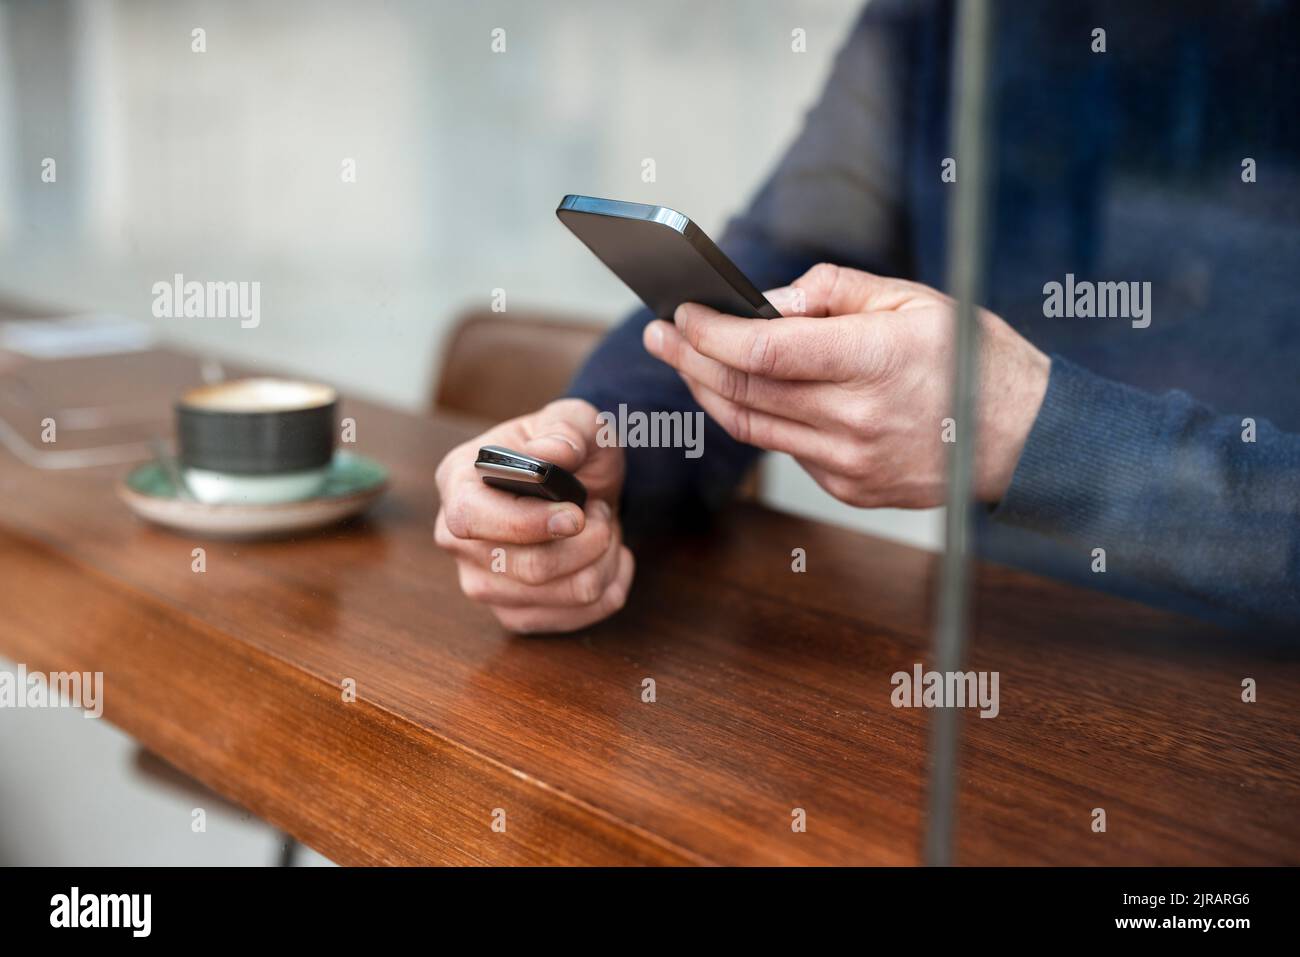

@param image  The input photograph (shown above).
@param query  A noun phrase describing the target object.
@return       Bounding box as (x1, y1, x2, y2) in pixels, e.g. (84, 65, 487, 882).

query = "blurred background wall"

(0, 0, 941, 550)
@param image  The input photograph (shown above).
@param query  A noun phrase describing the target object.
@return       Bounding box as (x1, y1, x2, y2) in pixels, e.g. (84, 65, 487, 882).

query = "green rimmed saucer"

(118, 451, 389, 538)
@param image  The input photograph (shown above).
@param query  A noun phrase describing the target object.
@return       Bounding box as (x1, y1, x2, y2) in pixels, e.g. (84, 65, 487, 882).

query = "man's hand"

(434, 398, 633, 633)
(644, 263, 1050, 508)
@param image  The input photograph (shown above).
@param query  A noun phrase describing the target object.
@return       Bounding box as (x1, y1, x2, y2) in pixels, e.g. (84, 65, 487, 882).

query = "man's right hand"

(434, 398, 633, 634)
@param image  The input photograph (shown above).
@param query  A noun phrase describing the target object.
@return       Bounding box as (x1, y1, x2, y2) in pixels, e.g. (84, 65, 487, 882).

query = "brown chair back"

(433, 310, 606, 424)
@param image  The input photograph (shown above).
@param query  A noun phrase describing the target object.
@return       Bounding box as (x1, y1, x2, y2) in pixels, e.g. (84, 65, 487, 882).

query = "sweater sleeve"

(993, 356, 1300, 628)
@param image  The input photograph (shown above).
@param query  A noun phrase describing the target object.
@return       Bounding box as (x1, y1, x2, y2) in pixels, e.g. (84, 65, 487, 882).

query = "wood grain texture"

(0, 348, 1296, 865)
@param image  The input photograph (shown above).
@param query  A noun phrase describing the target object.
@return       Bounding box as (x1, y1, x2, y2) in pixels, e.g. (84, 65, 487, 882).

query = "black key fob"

(474, 445, 587, 508)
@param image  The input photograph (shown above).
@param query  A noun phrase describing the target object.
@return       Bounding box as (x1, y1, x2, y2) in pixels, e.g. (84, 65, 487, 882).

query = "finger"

(680, 374, 848, 472)
(519, 414, 590, 473)
(506, 498, 617, 584)
(491, 546, 635, 635)
(673, 301, 860, 381)
(434, 438, 480, 493)
(438, 406, 592, 495)
(644, 319, 824, 421)
(436, 499, 617, 584)
(441, 477, 585, 544)
(784, 262, 938, 317)
(795, 456, 864, 507)
(456, 523, 621, 608)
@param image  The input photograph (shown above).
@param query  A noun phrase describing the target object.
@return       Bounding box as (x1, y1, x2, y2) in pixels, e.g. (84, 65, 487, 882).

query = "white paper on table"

(0, 314, 156, 359)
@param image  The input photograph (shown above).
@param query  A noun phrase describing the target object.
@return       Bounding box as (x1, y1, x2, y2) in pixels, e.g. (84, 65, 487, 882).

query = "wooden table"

(0, 348, 1296, 865)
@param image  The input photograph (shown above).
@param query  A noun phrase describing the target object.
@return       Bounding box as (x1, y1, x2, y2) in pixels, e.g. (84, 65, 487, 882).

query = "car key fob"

(474, 445, 587, 508)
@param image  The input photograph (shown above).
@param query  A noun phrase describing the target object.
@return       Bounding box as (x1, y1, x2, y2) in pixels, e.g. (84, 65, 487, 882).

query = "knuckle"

(607, 560, 632, 612)
(458, 564, 491, 602)
(849, 451, 875, 479)
(433, 512, 455, 549)
(492, 607, 531, 634)
(514, 548, 547, 585)
(844, 400, 878, 437)
(830, 444, 869, 477)
(433, 452, 453, 489)
(812, 262, 844, 304)
(745, 327, 776, 376)
(589, 513, 615, 555)
(808, 262, 839, 287)
(729, 404, 752, 445)
(824, 472, 863, 506)
(435, 441, 472, 486)
(683, 317, 704, 351)
(442, 494, 474, 539)
(507, 510, 538, 541)
(570, 566, 605, 605)
(718, 363, 744, 403)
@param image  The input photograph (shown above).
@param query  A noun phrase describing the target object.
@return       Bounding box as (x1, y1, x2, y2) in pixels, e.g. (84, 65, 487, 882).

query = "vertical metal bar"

(925, 0, 994, 867)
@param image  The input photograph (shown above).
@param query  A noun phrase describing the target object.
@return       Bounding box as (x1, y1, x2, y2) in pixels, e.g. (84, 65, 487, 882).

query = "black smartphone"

(474, 445, 587, 508)
(556, 195, 781, 320)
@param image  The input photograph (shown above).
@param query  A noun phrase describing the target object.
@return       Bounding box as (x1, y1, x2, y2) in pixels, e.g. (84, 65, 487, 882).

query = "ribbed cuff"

(992, 356, 1170, 546)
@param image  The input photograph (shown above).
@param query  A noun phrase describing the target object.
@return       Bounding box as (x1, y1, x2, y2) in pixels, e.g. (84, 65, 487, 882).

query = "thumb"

(785, 263, 914, 317)
(521, 417, 590, 473)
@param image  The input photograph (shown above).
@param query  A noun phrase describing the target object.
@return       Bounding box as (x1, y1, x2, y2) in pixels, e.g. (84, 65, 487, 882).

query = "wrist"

(976, 340, 1050, 504)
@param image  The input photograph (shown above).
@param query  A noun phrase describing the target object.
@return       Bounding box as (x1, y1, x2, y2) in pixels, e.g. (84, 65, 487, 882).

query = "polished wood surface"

(0, 348, 1296, 865)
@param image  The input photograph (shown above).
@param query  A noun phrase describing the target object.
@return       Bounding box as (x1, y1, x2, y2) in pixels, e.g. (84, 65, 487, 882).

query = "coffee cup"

(175, 378, 337, 504)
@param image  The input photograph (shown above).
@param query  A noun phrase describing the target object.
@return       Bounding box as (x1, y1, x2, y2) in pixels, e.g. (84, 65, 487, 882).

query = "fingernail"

(594, 499, 612, 520)
(673, 304, 689, 325)
(764, 286, 796, 310)
(645, 322, 664, 353)
(548, 507, 580, 537)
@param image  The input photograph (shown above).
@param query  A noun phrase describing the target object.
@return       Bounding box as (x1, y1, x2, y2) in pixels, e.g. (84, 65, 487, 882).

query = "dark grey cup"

(176, 379, 336, 475)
